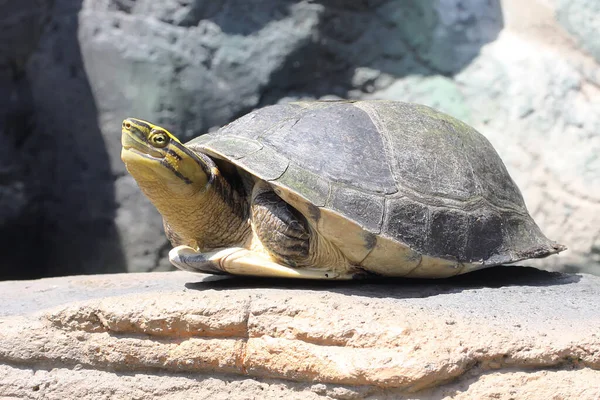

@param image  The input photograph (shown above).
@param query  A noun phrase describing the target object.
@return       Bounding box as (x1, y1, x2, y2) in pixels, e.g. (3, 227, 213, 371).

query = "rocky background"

(0, 0, 598, 279)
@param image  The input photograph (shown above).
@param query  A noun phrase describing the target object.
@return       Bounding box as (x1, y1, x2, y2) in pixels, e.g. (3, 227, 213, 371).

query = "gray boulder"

(1, 0, 598, 276)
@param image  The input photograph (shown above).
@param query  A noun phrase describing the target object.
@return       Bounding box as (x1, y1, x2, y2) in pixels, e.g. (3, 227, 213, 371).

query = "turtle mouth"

(123, 145, 164, 160)
(121, 129, 165, 160)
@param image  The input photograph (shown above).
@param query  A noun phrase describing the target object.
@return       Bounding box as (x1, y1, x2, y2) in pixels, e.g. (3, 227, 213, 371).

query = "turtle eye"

(150, 132, 169, 148)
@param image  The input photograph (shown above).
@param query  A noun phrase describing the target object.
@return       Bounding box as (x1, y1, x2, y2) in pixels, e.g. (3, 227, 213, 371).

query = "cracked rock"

(0, 268, 599, 399)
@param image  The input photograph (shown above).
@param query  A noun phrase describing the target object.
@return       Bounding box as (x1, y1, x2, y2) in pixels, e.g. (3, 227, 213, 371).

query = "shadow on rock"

(259, 0, 504, 104)
(184, 265, 580, 299)
(0, 0, 126, 278)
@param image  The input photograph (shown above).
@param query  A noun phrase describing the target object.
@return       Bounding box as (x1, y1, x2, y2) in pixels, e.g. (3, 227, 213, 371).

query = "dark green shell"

(188, 100, 562, 267)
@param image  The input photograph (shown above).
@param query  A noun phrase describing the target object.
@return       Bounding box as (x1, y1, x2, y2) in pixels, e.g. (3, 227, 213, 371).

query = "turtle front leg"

(168, 245, 231, 275)
(169, 245, 358, 279)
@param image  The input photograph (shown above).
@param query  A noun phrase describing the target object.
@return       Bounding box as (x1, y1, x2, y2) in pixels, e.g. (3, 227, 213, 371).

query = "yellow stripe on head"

(123, 118, 182, 144)
(121, 117, 211, 190)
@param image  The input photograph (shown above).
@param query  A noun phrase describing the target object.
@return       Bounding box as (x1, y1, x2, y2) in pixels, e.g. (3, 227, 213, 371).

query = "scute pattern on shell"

(188, 100, 562, 272)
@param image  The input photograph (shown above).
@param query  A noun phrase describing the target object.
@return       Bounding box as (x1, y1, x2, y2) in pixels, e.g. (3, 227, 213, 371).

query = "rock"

(0, 269, 599, 399)
(0, 1, 48, 279)
(0, 0, 598, 277)
(556, 0, 600, 63)
(0, 0, 127, 278)
(368, 0, 600, 275)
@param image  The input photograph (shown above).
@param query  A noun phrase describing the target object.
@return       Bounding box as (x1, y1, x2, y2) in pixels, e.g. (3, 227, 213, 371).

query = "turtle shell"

(187, 100, 563, 277)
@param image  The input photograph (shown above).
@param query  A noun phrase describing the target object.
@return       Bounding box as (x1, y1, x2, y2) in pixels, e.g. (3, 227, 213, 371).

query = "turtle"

(121, 100, 565, 279)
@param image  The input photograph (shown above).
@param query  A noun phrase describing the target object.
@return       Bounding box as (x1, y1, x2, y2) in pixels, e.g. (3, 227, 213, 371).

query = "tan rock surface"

(1, 268, 599, 399)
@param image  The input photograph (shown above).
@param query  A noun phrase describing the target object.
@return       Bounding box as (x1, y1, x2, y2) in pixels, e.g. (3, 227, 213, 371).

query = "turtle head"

(121, 118, 212, 192)
(121, 118, 219, 248)
(121, 118, 247, 251)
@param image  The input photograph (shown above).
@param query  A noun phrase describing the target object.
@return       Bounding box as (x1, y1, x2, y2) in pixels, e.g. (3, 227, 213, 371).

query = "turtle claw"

(169, 246, 357, 279)
(168, 245, 228, 275)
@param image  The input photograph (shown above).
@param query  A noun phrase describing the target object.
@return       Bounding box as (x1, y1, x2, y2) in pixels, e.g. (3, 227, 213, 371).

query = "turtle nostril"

(124, 122, 131, 129)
